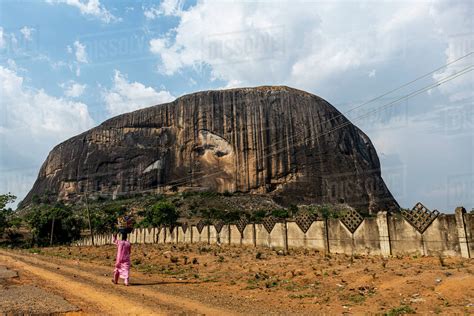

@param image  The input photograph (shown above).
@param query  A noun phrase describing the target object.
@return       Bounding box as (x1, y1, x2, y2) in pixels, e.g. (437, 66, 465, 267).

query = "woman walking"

(112, 232, 131, 286)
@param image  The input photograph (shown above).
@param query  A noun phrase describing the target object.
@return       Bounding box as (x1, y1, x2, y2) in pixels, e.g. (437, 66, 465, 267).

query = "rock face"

(22, 86, 399, 213)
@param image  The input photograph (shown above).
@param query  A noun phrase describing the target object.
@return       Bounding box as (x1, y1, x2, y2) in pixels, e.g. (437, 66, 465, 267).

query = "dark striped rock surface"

(21, 86, 399, 213)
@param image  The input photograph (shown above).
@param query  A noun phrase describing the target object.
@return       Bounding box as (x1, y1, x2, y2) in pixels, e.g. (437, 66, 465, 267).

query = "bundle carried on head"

(117, 215, 133, 234)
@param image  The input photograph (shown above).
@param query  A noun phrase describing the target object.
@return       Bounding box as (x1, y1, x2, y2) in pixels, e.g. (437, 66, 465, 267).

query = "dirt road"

(0, 249, 235, 315)
(1, 244, 473, 315)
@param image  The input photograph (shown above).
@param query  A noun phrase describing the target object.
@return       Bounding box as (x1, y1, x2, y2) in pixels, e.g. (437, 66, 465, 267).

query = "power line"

(73, 62, 473, 199)
(20, 53, 474, 200)
(165, 63, 474, 189)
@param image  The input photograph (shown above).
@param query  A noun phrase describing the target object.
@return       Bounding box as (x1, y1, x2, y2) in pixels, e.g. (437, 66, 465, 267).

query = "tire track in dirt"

(0, 252, 158, 315)
(0, 250, 236, 315)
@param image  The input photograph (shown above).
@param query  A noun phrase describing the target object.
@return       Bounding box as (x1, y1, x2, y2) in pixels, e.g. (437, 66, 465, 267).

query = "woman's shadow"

(130, 280, 200, 286)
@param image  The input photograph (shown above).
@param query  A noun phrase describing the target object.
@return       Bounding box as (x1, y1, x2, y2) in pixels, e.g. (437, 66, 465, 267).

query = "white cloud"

(0, 65, 93, 134)
(61, 80, 86, 97)
(46, 0, 120, 23)
(159, 0, 183, 16)
(20, 26, 35, 41)
(73, 40, 88, 63)
(148, 0, 470, 94)
(0, 27, 5, 49)
(143, 0, 183, 20)
(0, 64, 95, 205)
(431, 1, 474, 102)
(143, 6, 160, 20)
(102, 70, 175, 117)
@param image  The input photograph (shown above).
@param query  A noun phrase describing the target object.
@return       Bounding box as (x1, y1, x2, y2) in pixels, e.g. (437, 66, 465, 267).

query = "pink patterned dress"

(113, 235, 131, 284)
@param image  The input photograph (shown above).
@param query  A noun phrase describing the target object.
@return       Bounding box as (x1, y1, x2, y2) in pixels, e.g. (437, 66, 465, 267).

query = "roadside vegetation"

(2, 191, 356, 248)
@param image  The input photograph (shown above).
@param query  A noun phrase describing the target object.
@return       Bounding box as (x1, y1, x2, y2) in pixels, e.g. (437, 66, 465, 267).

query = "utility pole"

(50, 215, 55, 246)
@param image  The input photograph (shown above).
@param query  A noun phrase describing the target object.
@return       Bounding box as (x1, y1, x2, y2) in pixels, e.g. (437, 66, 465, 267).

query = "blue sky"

(0, 0, 472, 211)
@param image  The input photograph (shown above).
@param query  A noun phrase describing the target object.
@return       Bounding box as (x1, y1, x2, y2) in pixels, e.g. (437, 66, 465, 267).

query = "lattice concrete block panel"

(196, 220, 206, 234)
(261, 217, 278, 234)
(304, 221, 326, 251)
(255, 224, 271, 247)
(209, 225, 218, 244)
(295, 213, 318, 234)
(340, 209, 364, 234)
(214, 221, 225, 234)
(242, 224, 254, 246)
(269, 222, 286, 249)
(229, 225, 242, 245)
(287, 221, 306, 248)
(402, 202, 439, 234)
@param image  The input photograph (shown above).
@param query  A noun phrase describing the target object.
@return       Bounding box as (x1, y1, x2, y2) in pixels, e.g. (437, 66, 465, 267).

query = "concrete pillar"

(376, 211, 392, 257)
(455, 207, 471, 258)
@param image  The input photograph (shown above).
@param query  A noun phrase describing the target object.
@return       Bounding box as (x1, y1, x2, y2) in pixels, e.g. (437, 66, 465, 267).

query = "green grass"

(385, 305, 415, 316)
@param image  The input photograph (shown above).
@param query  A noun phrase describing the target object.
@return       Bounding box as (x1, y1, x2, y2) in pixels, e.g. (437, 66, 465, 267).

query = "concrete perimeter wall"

(76, 209, 473, 258)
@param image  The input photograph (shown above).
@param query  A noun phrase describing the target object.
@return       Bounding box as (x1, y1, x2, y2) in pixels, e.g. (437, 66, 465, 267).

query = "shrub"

(139, 201, 178, 228)
(0, 193, 16, 237)
(271, 209, 289, 219)
(386, 305, 415, 316)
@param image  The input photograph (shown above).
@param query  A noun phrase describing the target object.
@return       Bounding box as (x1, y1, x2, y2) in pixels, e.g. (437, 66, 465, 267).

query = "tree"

(139, 201, 178, 228)
(25, 203, 83, 246)
(90, 203, 127, 234)
(0, 193, 16, 237)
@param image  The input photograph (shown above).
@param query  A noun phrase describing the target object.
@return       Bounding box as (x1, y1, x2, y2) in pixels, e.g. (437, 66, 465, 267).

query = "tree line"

(0, 191, 345, 248)
(0, 193, 181, 248)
